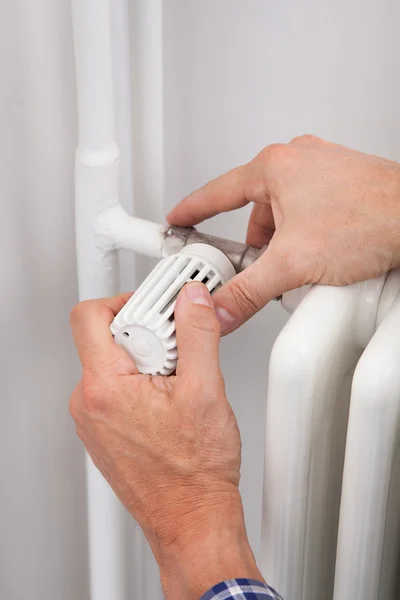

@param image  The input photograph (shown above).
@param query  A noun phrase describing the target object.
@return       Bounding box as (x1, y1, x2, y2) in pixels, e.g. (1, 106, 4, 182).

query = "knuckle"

(290, 134, 323, 146)
(266, 239, 302, 288)
(272, 236, 327, 287)
(183, 304, 221, 334)
(74, 425, 84, 442)
(188, 319, 220, 336)
(301, 238, 329, 283)
(262, 143, 296, 168)
(70, 300, 96, 326)
(262, 142, 284, 159)
(269, 242, 298, 287)
(68, 387, 80, 422)
(277, 249, 299, 282)
(80, 374, 107, 414)
(303, 133, 320, 143)
(228, 278, 262, 316)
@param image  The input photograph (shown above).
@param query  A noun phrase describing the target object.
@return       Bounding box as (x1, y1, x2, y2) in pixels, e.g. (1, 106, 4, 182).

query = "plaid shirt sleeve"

(199, 578, 283, 599)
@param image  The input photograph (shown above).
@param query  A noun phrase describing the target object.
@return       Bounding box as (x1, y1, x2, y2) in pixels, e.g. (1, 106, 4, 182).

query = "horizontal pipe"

(95, 204, 164, 259)
(94, 210, 269, 272)
(163, 226, 265, 274)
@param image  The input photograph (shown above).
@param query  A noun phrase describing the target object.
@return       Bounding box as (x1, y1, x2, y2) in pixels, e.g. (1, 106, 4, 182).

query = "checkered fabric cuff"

(199, 578, 283, 599)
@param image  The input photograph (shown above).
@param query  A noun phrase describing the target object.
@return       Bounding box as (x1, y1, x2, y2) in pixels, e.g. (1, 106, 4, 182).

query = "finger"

(246, 203, 275, 248)
(70, 293, 138, 374)
(212, 238, 303, 334)
(167, 144, 290, 228)
(167, 165, 249, 227)
(174, 282, 222, 385)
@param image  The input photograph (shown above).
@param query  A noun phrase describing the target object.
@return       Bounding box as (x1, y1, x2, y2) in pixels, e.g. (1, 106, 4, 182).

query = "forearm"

(148, 495, 264, 600)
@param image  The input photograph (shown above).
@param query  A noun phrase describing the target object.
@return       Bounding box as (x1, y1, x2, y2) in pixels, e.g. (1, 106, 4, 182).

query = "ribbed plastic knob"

(110, 243, 235, 375)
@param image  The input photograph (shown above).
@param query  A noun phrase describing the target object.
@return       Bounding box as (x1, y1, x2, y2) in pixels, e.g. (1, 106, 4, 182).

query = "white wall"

(1, 0, 400, 599)
(0, 1, 88, 599)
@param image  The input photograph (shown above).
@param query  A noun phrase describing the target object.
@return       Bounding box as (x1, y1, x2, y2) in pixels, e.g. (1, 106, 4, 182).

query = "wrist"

(150, 491, 264, 600)
(161, 529, 263, 600)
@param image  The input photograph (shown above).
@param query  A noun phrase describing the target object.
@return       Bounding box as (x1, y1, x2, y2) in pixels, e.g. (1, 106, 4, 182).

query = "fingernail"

(185, 282, 213, 307)
(215, 307, 235, 334)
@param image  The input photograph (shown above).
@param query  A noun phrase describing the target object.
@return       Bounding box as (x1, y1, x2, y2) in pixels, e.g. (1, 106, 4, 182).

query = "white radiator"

(262, 276, 400, 599)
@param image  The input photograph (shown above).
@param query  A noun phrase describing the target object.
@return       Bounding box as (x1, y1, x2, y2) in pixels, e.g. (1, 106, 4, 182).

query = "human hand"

(69, 282, 263, 599)
(168, 135, 400, 333)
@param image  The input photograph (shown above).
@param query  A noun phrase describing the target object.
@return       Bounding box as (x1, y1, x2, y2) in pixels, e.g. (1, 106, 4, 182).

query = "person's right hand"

(168, 135, 400, 334)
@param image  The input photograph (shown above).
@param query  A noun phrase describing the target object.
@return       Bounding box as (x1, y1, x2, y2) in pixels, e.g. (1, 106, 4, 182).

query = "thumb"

(174, 282, 221, 382)
(212, 241, 303, 334)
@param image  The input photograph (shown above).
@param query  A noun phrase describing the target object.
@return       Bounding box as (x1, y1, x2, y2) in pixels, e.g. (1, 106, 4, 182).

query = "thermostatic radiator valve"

(111, 243, 235, 375)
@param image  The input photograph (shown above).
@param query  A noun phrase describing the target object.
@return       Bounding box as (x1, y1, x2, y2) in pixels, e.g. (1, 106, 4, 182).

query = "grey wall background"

(1, 0, 399, 598)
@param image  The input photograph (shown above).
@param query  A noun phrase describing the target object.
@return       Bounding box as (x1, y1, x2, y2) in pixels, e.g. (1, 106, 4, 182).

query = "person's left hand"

(69, 282, 263, 599)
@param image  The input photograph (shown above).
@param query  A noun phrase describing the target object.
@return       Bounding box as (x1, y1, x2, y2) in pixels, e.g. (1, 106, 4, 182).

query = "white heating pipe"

(71, 1, 125, 598)
(131, 0, 165, 224)
(71, 1, 164, 598)
(334, 270, 400, 599)
(71, 0, 164, 264)
(95, 204, 164, 258)
(129, 1, 166, 596)
(261, 277, 387, 600)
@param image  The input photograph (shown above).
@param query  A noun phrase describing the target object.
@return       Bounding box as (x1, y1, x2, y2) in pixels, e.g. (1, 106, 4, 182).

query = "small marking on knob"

(131, 337, 152, 358)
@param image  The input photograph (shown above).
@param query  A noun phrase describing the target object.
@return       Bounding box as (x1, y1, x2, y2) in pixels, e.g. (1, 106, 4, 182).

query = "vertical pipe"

(261, 285, 361, 599)
(261, 276, 386, 600)
(334, 278, 400, 600)
(71, 0, 115, 149)
(129, 1, 165, 596)
(110, 0, 146, 597)
(71, 1, 125, 599)
(131, 0, 164, 224)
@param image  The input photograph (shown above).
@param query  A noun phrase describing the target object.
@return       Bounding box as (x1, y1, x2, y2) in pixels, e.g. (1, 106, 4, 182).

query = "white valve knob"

(110, 243, 235, 375)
